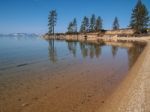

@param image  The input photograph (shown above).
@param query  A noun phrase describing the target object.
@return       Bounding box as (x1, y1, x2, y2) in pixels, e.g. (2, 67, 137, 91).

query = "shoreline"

(1, 36, 150, 112)
(43, 34, 150, 111)
(96, 40, 150, 111)
(43, 33, 150, 43)
(43, 34, 150, 49)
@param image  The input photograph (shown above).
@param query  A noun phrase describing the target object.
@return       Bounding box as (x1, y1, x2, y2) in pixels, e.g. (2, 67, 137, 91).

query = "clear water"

(0, 36, 145, 112)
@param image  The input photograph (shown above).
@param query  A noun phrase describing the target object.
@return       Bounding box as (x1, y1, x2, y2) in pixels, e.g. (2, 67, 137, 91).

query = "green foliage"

(67, 22, 74, 33)
(48, 10, 57, 34)
(73, 18, 77, 33)
(112, 17, 119, 30)
(80, 16, 89, 33)
(129, 0, 149, 33)
(90, 14, 96, 31)
(95, 16, 103, 31)
(67, 18, 77, 33)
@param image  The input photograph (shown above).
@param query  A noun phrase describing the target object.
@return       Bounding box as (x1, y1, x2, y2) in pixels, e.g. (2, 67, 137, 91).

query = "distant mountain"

(0, 33, 41, 38)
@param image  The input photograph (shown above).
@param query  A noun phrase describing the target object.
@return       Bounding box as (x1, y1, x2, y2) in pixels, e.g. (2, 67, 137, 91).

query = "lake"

(0, 36, 145, 112)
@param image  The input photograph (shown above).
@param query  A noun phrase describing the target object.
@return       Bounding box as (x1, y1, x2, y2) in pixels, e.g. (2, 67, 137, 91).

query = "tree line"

(48, 0, 149, 35)
(67, 15, 103, 34)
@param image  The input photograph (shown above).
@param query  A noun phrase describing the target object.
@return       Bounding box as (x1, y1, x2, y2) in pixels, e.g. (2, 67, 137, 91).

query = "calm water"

(0, 36, 144, 72)
(0, 36, 145, 112)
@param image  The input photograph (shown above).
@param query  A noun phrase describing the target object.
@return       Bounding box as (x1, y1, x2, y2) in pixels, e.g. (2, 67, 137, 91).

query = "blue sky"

(0, 0, 149, 34)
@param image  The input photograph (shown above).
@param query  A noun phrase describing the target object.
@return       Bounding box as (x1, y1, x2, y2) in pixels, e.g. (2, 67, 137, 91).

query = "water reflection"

(127, 42, 145, 67)
(79, 42, 102, 58)
(47, 40, 145, 68)
(80, 42, 88, 58)
(0, 36, 146, 112)
(48, 40, 57, 63)
(111, 46, 118, 58)
(67, 41, 78, 57)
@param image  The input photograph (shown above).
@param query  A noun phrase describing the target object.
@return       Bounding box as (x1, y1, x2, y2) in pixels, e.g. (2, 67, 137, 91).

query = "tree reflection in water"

(80, 42, 102, 59)
(127, 42, 145, 68)
(111, 46, 118, 58)
(67, 41, 78, 57)
(47, 40, 145, 66)
(80, 42, 88, 58)
(94, 44, 101, 58)
(48, 39, 57, 63)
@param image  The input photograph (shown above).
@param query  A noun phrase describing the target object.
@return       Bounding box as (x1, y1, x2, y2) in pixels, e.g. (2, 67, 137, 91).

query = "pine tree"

(90, 14, 96, 32)
(129, 0, 149, 33)
(48, 10, 57, 35)
(80, 16, 89, 33)
(95, 16, 103, 31)
(67, 22, 74, 33)
(80, 23, 85, 33)
(85, 17, 89, 32)
(112, 17, 119, 30)
(67, 18, 77, 33)
(72, 18, 77, 33)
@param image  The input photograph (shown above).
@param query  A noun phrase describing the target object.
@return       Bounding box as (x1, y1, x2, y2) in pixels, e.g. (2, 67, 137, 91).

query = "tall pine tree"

(80, 16, 89, 33)
(72, 18, 77, 33)
(67, 18, 77, 33)
(67, 22, 74, 33)
(90, 14, 96, 32)
(48, 10, 57, 35)
(129, 0, 149, 33)
(112, 17, 119, 30)
(95, 16, 103, 31)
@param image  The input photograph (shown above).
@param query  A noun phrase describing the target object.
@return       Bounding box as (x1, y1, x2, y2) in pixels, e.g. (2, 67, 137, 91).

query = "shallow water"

(0, 36, 145, 112)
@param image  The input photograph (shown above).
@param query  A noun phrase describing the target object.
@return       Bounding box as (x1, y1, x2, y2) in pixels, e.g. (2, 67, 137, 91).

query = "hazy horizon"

(0, 0, 150, 34)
